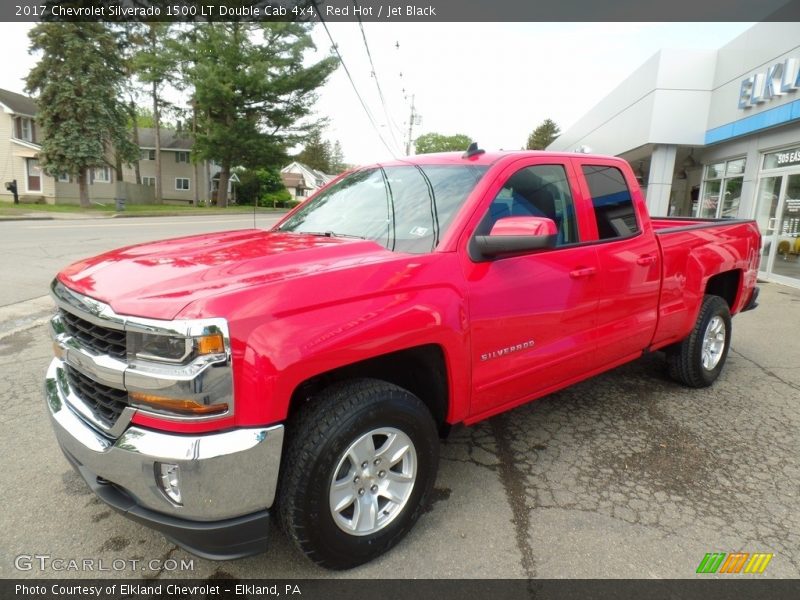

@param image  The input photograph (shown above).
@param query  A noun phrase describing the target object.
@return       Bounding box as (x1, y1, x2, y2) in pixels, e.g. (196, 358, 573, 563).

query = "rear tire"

(277, 378, 439, 569)
(667, 295, 731, 388)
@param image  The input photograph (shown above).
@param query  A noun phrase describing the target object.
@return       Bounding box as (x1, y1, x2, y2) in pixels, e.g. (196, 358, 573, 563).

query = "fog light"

(156, 462, 182, 505)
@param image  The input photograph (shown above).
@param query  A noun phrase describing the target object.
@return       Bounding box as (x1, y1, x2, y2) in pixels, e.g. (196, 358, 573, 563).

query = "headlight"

(128, 331, 226, 364)
(125, 327, 231, 419)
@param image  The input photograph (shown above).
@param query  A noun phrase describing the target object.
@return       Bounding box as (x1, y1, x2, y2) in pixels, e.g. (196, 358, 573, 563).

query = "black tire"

(667, 295, 732, 388)
(277, 378, 439, 569)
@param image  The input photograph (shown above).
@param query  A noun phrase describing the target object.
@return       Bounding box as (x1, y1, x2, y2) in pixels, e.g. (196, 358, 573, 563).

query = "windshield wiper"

(298, 230, 366, 240)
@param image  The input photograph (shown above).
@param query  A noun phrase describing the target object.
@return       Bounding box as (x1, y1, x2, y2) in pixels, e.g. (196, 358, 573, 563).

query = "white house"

(280, 161, 335, 201)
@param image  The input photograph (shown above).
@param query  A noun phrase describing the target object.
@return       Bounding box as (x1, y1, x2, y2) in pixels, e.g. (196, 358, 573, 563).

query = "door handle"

(636, 254, 658, 266)
(569, 266, 597, 278)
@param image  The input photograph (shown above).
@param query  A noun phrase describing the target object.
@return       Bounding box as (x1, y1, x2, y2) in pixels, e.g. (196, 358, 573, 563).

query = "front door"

(464, 160, 600, 420)
(757, 173, 800, 285)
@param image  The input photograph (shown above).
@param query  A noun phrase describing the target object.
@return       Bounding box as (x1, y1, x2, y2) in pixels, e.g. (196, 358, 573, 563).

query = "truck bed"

(650, 217, 760, 349)
(651, 216, 754, 233)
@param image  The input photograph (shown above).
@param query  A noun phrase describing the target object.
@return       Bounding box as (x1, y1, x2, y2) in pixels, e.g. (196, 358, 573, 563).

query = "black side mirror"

(470, 216, 557, 261)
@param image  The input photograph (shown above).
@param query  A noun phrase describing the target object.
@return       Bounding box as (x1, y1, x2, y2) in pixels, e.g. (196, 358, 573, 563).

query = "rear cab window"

(580, 165, 639, 240)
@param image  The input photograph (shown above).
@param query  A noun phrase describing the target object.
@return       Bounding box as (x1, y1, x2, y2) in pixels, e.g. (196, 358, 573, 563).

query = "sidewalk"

(0, 207, 287, 221)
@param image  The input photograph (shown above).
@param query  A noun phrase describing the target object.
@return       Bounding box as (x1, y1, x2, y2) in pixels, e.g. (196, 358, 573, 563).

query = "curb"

(0, 216, 56, 222)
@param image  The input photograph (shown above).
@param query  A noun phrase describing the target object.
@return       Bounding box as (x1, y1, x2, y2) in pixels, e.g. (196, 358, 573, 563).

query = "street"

(0, 213, 284, 308)
(0, 215, 798, 579)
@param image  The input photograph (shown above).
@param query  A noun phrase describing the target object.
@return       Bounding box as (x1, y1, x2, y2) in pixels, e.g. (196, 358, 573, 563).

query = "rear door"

(462, 157, 601, 420)
(573, 159, 661, 366)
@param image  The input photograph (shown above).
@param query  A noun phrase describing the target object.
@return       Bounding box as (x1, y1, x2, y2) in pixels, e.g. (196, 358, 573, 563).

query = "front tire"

(667, 295, 732, 388)
(277, 379, 439, 569)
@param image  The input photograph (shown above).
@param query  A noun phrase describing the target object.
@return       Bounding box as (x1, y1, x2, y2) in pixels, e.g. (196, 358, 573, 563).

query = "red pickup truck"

(46, 149, 760, 569)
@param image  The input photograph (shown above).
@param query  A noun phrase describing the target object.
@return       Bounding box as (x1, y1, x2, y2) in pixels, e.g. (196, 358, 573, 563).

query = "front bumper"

(46, 358, 284, 559)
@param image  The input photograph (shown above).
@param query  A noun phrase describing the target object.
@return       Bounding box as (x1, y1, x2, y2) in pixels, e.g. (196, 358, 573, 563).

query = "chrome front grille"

(64, 365, 128, 430)
(59, 308, 127, 360)
(51, 278, 234, 436)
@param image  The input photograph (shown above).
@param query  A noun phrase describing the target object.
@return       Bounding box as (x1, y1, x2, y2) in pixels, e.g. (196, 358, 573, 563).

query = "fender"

(182, 252, 471, 428)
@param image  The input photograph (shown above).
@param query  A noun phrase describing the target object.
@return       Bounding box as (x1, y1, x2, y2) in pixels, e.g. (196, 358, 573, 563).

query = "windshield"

(277, 164, 488, 254)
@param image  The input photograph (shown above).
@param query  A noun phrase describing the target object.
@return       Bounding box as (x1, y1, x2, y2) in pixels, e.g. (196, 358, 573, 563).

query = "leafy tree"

(414, 133, 472, 154)
(26, 23, 139, 207)
(129, 106, 177, 130)
(261, 188, 292, 208)
(235, 167, 284, 206)
(187, 22, 337, 207)
(526, 118, 561, 150)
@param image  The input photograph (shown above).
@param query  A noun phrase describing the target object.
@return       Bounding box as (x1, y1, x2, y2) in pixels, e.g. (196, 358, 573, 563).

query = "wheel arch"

(286, 344, 452, 434)
(704, 269, 743, 312)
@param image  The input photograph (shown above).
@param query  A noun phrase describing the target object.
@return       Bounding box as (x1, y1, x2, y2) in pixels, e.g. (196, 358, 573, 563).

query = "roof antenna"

(463, 142, 485, 159)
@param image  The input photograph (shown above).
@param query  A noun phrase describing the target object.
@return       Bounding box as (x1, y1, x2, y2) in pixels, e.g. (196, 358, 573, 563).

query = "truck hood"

(57, 230, 393, 320)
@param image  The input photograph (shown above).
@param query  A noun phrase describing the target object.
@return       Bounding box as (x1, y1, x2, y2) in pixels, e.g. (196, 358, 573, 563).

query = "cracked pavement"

(0, 217, 797, 579)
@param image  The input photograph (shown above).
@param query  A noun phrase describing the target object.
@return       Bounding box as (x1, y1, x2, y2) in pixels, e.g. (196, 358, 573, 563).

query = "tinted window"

(481, 164, 578, 246)
(582, 165, 639, 239)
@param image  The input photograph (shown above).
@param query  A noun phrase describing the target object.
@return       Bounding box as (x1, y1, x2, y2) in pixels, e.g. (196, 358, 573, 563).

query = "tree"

(132, 23, 178, 204)
(26, 23, 139, 207)
(235, 167, 285, 206)
(414, 133, 472, 154)
(296, 130, 332, 173)
(329, 140, 347, 174)
(187, 22, 337, 207)
(526, 118, 561, 150)
(295, 132, 347, 174)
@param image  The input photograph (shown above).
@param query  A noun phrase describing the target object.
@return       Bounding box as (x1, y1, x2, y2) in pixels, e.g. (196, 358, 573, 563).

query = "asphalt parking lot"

(0, 217, 798, 580)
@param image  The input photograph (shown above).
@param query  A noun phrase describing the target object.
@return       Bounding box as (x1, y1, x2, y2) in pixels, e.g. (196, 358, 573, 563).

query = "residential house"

(0, 87, 221, 205)
(131, 127, 221, 204)
(0, 88, 53, 202)
(280, 161, 335, 201)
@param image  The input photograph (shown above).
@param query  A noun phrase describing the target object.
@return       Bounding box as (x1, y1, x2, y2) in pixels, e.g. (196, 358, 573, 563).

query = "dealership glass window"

(763, 147, 800, 170)
(698, 158, 746, 219)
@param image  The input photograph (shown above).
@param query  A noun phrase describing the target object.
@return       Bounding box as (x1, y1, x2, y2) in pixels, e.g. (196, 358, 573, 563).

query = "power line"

(352, 7, 402, 154)
(312, 2, 398, 159)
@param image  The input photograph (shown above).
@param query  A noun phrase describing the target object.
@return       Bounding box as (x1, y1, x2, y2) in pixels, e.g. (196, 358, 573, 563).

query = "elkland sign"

(738, 57, 800, 109)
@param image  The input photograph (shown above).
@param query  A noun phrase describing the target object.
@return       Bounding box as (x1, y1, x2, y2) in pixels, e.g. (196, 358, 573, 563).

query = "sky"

(0, 21, 753, 166)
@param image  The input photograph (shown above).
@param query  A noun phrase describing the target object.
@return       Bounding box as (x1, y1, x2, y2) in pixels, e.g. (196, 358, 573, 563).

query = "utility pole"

(405, 94, 418, 156)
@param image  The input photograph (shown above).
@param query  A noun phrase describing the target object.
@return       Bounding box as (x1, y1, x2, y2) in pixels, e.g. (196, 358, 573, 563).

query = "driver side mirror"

(472, 216, 557, 260)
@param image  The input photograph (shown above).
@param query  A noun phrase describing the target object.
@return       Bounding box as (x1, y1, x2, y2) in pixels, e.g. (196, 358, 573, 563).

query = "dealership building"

(548, 22, 800, 288)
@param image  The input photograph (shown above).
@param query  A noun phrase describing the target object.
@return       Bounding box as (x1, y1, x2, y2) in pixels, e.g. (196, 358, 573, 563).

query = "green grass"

(0, 202, 284, 217)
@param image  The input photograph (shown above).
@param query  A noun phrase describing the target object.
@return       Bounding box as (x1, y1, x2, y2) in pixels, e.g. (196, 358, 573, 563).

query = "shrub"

(259, 188, 292, 208)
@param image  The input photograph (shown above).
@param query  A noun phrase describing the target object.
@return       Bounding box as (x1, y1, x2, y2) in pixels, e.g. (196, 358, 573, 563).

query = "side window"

(581, 165, 639, 240)
(483, 164, 578, 246)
